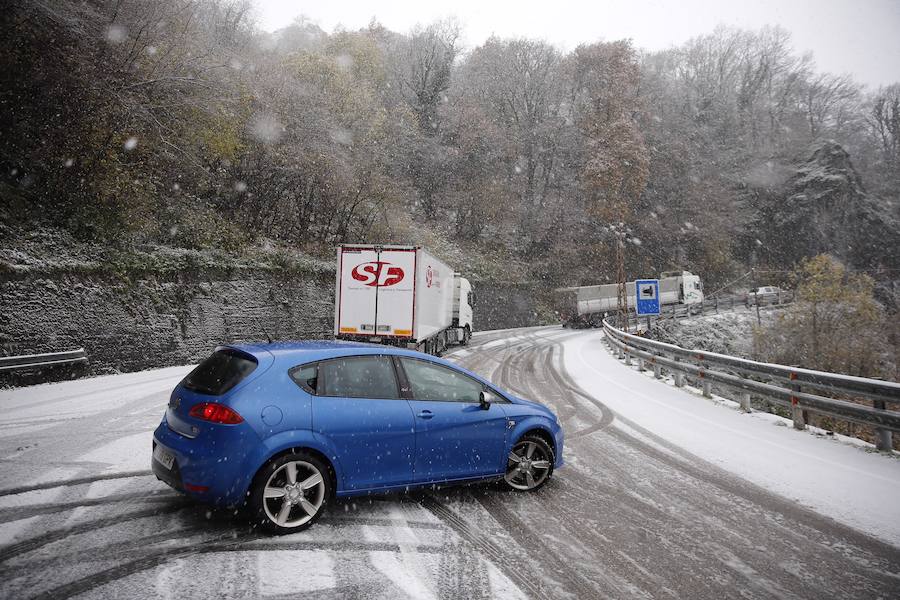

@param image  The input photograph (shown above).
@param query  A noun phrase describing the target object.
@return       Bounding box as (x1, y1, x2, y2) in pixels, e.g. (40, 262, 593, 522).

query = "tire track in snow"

(418, 494, 557, 600)
(0, 470, 153, 498)
(0, 490, 178, 523)
(0, 501, 191, 564)
(27, 534, 455, 600)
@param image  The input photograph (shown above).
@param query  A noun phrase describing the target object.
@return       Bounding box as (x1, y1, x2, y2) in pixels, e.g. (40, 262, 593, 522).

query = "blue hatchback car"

(152, 341, 564, 532)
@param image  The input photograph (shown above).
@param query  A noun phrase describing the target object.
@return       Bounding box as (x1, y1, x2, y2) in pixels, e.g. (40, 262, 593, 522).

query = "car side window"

(399, 358, 484, 403)
(319, 356, 400, 399)
(289, 363, 318, 394)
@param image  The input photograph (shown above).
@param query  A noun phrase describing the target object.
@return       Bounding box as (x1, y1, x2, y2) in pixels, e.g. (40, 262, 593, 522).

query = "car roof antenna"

(261, 326, 273, 344)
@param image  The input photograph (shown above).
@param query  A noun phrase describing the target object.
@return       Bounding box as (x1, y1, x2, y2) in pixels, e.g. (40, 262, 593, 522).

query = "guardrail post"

(653, 360, 662, 379)
(698, 371, 712, 398)
(790, 372, 806, 430)
(874, 400, 893, 451)
(637, 358, 645, 372)
(671, 356, 685, 386)
(624, 349, 632, 366)
(740, 392, 751, 412)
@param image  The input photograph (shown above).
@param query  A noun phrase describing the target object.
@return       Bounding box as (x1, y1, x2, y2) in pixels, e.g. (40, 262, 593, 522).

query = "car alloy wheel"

(504, 435, 553, 491)
(252, 452, 330, 532)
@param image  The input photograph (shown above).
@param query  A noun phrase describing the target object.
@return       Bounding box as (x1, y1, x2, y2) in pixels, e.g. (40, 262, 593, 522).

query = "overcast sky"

(254, 0, 900, 88)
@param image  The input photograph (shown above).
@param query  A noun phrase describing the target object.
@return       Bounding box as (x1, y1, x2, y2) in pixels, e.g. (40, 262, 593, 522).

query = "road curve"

(0, 327, 897, 599)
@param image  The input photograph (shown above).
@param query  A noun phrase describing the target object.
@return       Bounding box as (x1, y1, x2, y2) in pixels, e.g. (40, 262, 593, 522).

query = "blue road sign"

(635, 279, 660, 316)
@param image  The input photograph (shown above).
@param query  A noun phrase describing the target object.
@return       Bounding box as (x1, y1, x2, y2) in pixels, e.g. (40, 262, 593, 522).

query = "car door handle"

(417, 410, 434, 420)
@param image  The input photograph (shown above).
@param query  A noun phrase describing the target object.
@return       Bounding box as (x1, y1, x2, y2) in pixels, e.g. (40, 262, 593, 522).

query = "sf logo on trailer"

(351, 262, 405, 287)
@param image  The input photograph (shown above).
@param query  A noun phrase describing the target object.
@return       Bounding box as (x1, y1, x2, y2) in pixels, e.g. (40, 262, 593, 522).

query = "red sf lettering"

(351, 262, 405, 287)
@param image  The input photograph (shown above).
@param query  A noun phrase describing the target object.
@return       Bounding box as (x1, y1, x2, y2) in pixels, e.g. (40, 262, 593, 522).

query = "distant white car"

(746, 286, 786, 307)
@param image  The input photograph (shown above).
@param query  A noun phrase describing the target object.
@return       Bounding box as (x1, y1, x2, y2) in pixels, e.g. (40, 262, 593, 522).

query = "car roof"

(231, 340, 377, 355)
(222, 340, 494, 388)
(224, 340, 452, 365)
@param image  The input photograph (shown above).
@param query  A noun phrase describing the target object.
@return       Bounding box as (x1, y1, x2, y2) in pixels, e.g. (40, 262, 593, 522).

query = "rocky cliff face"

(750, 142, 900, 274)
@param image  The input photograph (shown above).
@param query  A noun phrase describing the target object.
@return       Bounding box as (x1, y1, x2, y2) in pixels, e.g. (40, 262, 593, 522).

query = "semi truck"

(554, 270, 703, 325)
(334, 244, 475, 354)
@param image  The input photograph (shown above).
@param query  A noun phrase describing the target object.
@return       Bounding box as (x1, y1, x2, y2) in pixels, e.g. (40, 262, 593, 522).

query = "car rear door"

(397, 357, 508, 482)
(310, 355, 416, 491)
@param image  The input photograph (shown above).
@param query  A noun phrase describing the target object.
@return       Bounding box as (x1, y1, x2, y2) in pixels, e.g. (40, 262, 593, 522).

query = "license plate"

(153, 443, 175, 470)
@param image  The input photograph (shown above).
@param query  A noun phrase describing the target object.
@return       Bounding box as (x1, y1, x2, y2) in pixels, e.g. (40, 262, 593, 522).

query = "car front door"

(309, 355, 416, 491)
(397, 357, 508, 482)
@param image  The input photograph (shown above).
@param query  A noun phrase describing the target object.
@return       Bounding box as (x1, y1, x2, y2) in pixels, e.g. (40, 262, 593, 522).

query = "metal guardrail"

(639, 291, 795, 322)
(0, 349, 88, 372)
(602, 319, 900, 451)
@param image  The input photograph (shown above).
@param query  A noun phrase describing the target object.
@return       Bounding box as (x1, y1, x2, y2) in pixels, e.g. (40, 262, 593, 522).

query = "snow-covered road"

(1, 327, 898, 599)
(564, 331, 900, 546)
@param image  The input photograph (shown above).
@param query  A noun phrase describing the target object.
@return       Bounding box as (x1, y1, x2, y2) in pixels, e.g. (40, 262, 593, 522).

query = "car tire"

(248, 451, 332, 534)
(503, 433, 554, 492)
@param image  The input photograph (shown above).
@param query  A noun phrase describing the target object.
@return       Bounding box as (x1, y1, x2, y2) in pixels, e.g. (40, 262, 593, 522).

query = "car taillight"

(188, 402, 244, 424)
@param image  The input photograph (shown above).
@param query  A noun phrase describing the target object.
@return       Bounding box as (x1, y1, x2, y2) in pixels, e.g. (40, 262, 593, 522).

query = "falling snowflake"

(334, 53, 354, 71)
(64, 158, 74, 168)
(105, 24, 127, 44)
(234, 181, 247, 192)
(123, 137, 138, 151)
(248, 113, 283, 144)
(146, 46, 157, 56)
(329, 128, 352, 146)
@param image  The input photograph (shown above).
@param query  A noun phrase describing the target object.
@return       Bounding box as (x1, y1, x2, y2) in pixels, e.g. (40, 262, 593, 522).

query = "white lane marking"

(369, 550, 438, 600)
(257, 551, 336, 595)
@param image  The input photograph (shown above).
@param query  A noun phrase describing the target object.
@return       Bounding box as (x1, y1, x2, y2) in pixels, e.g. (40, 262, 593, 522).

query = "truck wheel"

(461, 325, 471, 345)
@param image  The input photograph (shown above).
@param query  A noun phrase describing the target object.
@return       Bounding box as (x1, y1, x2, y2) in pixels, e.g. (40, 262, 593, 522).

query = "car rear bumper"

(152, 418, 258, 507)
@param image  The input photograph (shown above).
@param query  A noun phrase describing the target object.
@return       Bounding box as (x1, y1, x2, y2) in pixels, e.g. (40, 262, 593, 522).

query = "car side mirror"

(479, 390, 492, 410)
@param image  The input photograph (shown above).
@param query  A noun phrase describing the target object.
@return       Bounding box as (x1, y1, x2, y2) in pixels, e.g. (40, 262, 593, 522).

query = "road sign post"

(635, 279, 660, 319)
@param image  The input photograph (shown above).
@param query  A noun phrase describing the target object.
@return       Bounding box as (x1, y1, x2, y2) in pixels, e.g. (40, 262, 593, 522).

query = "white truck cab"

(680, 272, 704, 304)
(453, 275, 475, 345)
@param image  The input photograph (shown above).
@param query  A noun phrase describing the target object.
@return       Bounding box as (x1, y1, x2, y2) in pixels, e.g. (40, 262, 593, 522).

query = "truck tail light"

(189, 402, 243, 424)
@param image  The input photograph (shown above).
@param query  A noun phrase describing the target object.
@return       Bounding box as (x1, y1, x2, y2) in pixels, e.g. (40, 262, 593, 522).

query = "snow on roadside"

(563, 331, 900, 547)
(0, 365, 192, 422)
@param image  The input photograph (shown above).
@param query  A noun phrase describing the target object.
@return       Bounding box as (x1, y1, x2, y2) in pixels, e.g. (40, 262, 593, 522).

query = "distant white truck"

(334, 244, 475, 354)
(555, 270, 704, 325)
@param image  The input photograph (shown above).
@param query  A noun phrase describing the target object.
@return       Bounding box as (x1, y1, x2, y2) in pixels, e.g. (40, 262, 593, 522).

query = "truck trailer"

(334, 244, 475, 354)
(554, 270, 703, 325)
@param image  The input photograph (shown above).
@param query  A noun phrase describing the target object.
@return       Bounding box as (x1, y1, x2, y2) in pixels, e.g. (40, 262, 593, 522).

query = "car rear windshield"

(180, 349, 258, 396)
